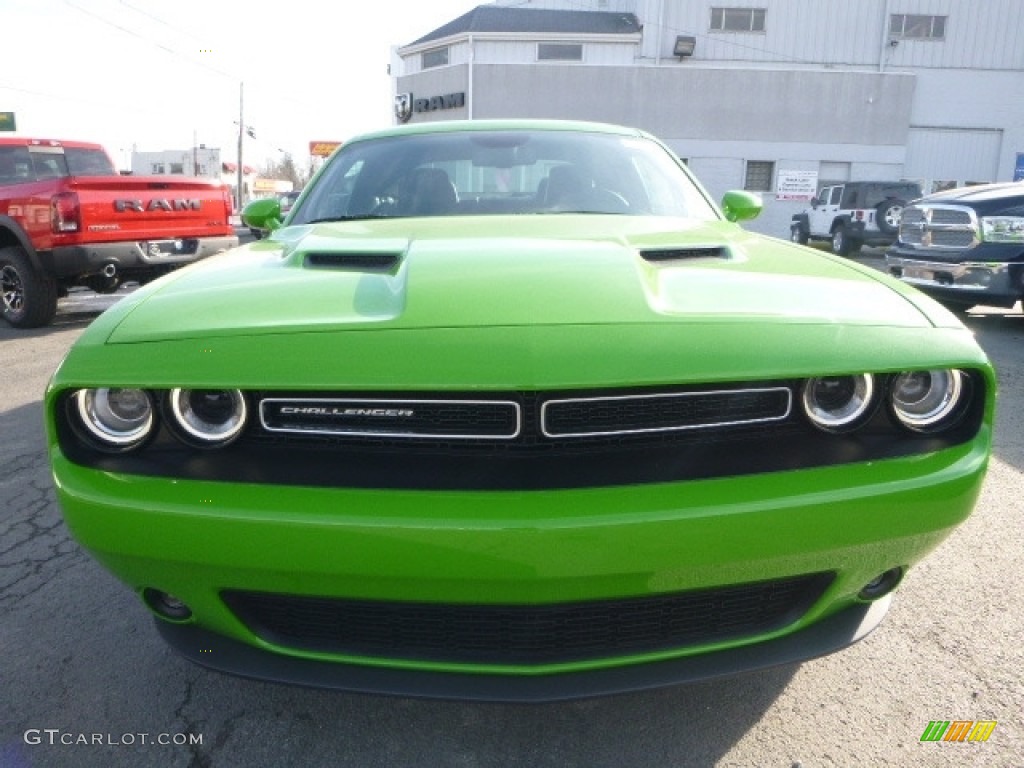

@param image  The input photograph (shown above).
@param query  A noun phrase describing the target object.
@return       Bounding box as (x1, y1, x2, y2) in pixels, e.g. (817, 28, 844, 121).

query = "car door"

(807, 186, 840, 237)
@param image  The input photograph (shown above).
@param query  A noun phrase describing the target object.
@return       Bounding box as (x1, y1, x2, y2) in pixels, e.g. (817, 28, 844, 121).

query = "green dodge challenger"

(46, 120, 994, 701)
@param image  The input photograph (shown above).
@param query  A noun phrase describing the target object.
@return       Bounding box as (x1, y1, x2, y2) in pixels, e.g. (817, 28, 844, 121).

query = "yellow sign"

(309, 141, 342, 158)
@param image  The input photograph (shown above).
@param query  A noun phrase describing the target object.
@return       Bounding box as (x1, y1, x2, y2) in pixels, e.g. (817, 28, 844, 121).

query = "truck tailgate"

(69, 175, 234, 242)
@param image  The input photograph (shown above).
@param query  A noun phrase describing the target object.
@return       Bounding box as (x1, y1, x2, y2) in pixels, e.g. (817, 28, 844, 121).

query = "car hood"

(917, 181, 1024, 205)
(56, 216, 986, 391)
(104, 216, 934, 344)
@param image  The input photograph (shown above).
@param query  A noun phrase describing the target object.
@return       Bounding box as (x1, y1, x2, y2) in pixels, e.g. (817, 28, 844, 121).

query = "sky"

(1, 0, 485, 170)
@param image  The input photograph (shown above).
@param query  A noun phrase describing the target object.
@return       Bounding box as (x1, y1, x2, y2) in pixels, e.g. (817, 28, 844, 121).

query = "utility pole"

(236, 81, 244, 212)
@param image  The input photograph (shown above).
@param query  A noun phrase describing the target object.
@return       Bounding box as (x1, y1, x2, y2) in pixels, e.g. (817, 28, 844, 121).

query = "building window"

(151, 163, 165, 174)
(711, 7, 766, 33)
(744, 160, 774, 191)
(889, 14, 946, 40)
(538, 43, 583, 61)
(422, 47, 449, 69)
(170, 163, 184, 174)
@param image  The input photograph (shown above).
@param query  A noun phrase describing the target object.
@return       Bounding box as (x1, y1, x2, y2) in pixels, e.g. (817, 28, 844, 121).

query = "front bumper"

(157, 597, 891, 702)
(886, 252, 1023, 307)
(51, 431, 989, 698)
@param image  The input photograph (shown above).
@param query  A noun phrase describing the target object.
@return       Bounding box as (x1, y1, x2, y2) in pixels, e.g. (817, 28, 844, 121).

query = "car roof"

(0, 138, 106, 150)
(346, 119, 654, 146)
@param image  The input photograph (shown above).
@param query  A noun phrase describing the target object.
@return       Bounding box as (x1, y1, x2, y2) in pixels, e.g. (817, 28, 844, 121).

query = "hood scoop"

(640, 246, 730, 263)
(304, 251, 403, 271)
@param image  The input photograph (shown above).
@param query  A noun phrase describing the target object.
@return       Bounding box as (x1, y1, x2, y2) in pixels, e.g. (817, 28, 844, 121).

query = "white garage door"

(905, 127, 1002, 187)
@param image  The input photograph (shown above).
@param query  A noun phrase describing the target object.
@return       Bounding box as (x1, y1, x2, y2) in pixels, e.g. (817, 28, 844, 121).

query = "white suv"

(791, 182, 922, 256)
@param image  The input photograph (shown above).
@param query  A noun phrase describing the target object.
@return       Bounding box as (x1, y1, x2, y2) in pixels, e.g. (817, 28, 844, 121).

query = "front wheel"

(0, 245, 58, 328)
(790, 225, 809, 245)
(831, 226, 853, 256)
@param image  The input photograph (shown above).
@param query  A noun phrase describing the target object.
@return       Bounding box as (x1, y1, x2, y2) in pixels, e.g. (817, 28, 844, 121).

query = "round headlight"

(801, 374, 876, 433)
(74, 388, 155, 451)
(890, 370, 966, 432)
(167, 389, 248, 447)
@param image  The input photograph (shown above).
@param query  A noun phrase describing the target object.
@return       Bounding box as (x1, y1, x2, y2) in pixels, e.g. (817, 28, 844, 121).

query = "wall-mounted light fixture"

(674, 35, 697, 58)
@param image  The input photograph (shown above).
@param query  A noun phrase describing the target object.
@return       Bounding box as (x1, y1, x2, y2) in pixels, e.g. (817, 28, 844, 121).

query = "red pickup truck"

(0, 138, 238, 328)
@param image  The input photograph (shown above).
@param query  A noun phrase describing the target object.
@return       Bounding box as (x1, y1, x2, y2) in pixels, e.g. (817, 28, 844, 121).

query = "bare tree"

(260, 153, 306, 188)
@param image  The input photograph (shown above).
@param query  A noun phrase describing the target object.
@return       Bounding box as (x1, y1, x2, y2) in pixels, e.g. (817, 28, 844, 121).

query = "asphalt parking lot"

(1, 250, 1022, 767)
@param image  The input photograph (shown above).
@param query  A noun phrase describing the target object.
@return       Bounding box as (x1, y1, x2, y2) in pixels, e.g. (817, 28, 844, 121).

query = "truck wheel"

(0, 246, 59, 328)
(876, 199, 906, 235)
(790, 225, 809, 245)
(831, 226, 853, 256)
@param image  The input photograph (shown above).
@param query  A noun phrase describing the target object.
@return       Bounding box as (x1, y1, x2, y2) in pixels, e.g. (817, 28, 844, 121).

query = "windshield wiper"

(305, 214, 393, 224)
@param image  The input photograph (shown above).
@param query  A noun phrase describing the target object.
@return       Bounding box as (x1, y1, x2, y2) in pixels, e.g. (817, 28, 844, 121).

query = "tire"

(876, 199, 907, 236)
(831, 226, 853, 256)
(790, 225, 809, 245)
(0, 245, 59, 328)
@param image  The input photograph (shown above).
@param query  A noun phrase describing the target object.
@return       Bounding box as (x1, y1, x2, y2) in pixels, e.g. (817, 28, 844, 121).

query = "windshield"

(291, 129, 719, 223)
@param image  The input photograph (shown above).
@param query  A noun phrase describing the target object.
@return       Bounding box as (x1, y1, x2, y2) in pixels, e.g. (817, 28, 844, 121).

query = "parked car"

(47, 120, 993, 701)
(791, 181, 922, 256)
(886, 181, 1024, 311)
(278, 189, 301, 214)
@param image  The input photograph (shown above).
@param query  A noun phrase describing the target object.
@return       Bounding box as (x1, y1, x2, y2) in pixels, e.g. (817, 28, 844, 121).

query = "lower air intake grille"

(222, 573, 833, 665)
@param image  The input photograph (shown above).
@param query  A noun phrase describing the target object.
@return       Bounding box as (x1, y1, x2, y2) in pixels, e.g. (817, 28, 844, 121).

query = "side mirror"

(241, 197, 283, 233)
(720, 190, 762, 222)
(810, 196, 820, 208)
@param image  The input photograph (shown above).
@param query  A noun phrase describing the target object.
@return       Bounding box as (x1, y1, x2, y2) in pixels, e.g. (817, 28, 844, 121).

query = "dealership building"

(392, 0, 1024, 236)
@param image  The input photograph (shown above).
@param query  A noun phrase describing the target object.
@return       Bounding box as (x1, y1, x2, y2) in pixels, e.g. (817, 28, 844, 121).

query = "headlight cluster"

(801, 370, 970, 435)
(980, 216, 1024, 243)
(70, 388, 248, 453)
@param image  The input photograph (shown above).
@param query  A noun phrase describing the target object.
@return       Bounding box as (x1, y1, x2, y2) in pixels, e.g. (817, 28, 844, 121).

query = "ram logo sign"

(394, 92, 466, 123)
(114, 199, 202, 213)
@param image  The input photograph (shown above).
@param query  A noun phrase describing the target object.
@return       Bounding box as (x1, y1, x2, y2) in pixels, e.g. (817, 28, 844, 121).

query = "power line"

(63, 0, 240, 82)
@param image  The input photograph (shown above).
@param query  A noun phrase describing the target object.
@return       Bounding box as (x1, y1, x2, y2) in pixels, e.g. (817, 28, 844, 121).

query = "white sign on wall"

(776, 170, 818, 201)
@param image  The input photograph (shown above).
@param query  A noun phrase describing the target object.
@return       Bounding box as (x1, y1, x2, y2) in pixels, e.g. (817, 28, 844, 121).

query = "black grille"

(542, 388, 790, 437)
(222, 573, 833, 665)
(258, 386, 791, 442)
(260, 398, 520, 439)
